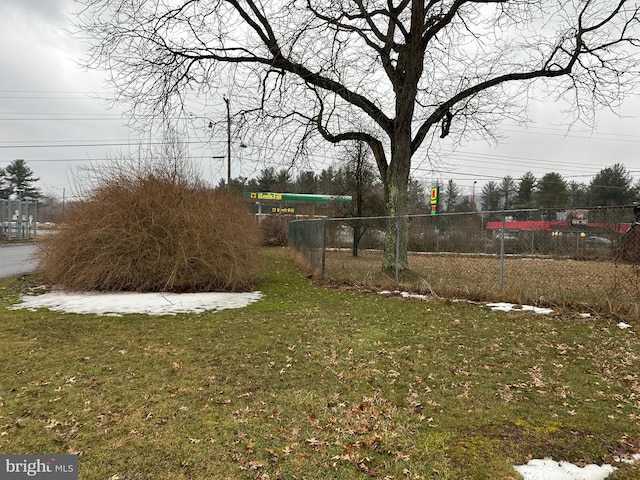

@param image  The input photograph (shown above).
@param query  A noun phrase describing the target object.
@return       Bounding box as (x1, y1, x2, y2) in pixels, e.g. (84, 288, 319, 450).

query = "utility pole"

(224, 96, 231, 188)
(472, 181, 477, 213)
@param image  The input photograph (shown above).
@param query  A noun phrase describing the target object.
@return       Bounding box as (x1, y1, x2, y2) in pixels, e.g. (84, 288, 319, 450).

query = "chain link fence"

(288, 206, 640, 319)
(1, 199, 38, 241)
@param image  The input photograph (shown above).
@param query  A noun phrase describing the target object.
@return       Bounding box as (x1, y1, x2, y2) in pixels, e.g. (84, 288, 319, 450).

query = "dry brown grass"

(324, 249, 640, 318)
(36, 161, 262, 292)
(284, 246, 320, 278)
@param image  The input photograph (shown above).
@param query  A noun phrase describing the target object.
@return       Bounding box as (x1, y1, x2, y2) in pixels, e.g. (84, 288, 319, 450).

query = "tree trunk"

(352, 154, 365, 257)
(352, 224, 363, 257)
(382, 134, 412, 272)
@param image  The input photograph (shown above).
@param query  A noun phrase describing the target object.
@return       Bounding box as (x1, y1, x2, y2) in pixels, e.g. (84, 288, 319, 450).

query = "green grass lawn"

(1, 248, 639, 479)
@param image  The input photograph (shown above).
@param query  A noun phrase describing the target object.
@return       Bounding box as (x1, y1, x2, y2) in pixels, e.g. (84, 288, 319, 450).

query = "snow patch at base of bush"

(10, 290, 262, 316)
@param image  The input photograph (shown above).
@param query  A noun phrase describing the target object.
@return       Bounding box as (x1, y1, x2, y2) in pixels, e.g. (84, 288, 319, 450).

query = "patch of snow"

(378, 290, 428, 300)
(614, 453, 640, 464)
(514, 458, 616, 480)
(617, 322, 632, 330)
(378, 292, 555, 315)
(399, 291, 428, 300)
(579, 313, 592, 318)
(486, 302, 553, 315)
(9, 290, 262, 316)
(521, 305, 554, 315)
(487, 302, 517, 312)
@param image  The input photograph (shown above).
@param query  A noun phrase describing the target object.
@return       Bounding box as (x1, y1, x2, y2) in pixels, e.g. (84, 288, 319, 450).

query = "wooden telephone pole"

(224, 97, 231, 188)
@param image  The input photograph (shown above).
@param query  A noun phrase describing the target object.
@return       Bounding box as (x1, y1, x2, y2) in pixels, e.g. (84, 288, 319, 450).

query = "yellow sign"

(271, 207, 295, 214)
(257, 193, 282, 200)
(430, 186, 439, 215)
(430, 187, 439, 205)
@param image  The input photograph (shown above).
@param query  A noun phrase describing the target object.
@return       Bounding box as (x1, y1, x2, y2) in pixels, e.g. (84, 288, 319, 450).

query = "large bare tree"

(78, 0, 640, 270)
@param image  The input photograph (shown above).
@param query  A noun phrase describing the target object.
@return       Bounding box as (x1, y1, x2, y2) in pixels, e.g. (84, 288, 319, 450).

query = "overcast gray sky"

(2, 0, 640, 202)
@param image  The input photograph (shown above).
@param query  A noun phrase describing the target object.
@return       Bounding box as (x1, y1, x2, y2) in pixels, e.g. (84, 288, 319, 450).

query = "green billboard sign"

(244, 192, 351, 203)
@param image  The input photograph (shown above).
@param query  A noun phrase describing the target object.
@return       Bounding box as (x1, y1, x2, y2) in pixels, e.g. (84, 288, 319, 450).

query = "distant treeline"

(222, 162, 639, 214)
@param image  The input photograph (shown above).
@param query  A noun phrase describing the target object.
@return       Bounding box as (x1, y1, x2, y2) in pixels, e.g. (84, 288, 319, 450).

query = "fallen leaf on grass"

(242, 460, 264, 470)
(306, 437, 323, 447)
(44, 419, 62, 430)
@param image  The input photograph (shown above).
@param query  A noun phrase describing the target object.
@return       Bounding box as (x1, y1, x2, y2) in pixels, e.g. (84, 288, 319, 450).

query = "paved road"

(0, 243, 38, 279)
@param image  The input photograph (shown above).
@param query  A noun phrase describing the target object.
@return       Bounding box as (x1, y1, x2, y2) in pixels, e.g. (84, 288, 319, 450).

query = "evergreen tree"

(4, 159, 41, 199)
(245, 177, 260, 192)
(481, 181, 502, 212)
(443, 179, 460, 212)
(274, 169, 293, 193)
(567, 181, 589, 207)
(589, 163, 636, 206)
(0, 168, 12, 199)
(480, 181, 502, 221)
(256, 167, 278, 191)
(535, 172, 568, 209)
(408, 178, 428, 214)
(295, 171, 318, 193)
(216, 176, 247, 192)
(317, 167, 337, 195)
(456, 196, 472, 213)
(499, 176, 517, 210)
(515, 171, 537, 209)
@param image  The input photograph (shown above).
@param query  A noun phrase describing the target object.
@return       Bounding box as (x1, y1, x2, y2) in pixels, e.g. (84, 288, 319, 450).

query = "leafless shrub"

(259, 215, 289, 246)
(36, 160, 262, 292)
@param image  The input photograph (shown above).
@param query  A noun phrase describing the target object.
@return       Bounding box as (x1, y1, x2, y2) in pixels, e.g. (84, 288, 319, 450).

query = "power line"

(0, 90, 111, 94)
(0, 117, 128, 121)
(0, 139, 230, 149)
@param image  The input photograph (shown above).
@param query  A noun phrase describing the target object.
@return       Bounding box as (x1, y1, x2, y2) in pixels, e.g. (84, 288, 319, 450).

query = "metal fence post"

(32, 201, 37, 239)
(7, 199, 13, 241)
(19, 201, 25, 239)
(321, 218, 327, 279)
(499, 213, 505, 291)
(395, 215, 400, 285)
(0, 199, 4, 240)
(530, 230, 535, 255)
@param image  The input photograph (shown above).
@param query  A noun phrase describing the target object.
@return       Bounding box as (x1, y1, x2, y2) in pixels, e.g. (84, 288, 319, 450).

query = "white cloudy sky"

(2, 0, 640, 202)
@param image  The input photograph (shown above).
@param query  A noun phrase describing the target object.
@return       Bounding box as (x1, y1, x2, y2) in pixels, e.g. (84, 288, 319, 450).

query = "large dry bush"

(37, 163, 262, 292)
